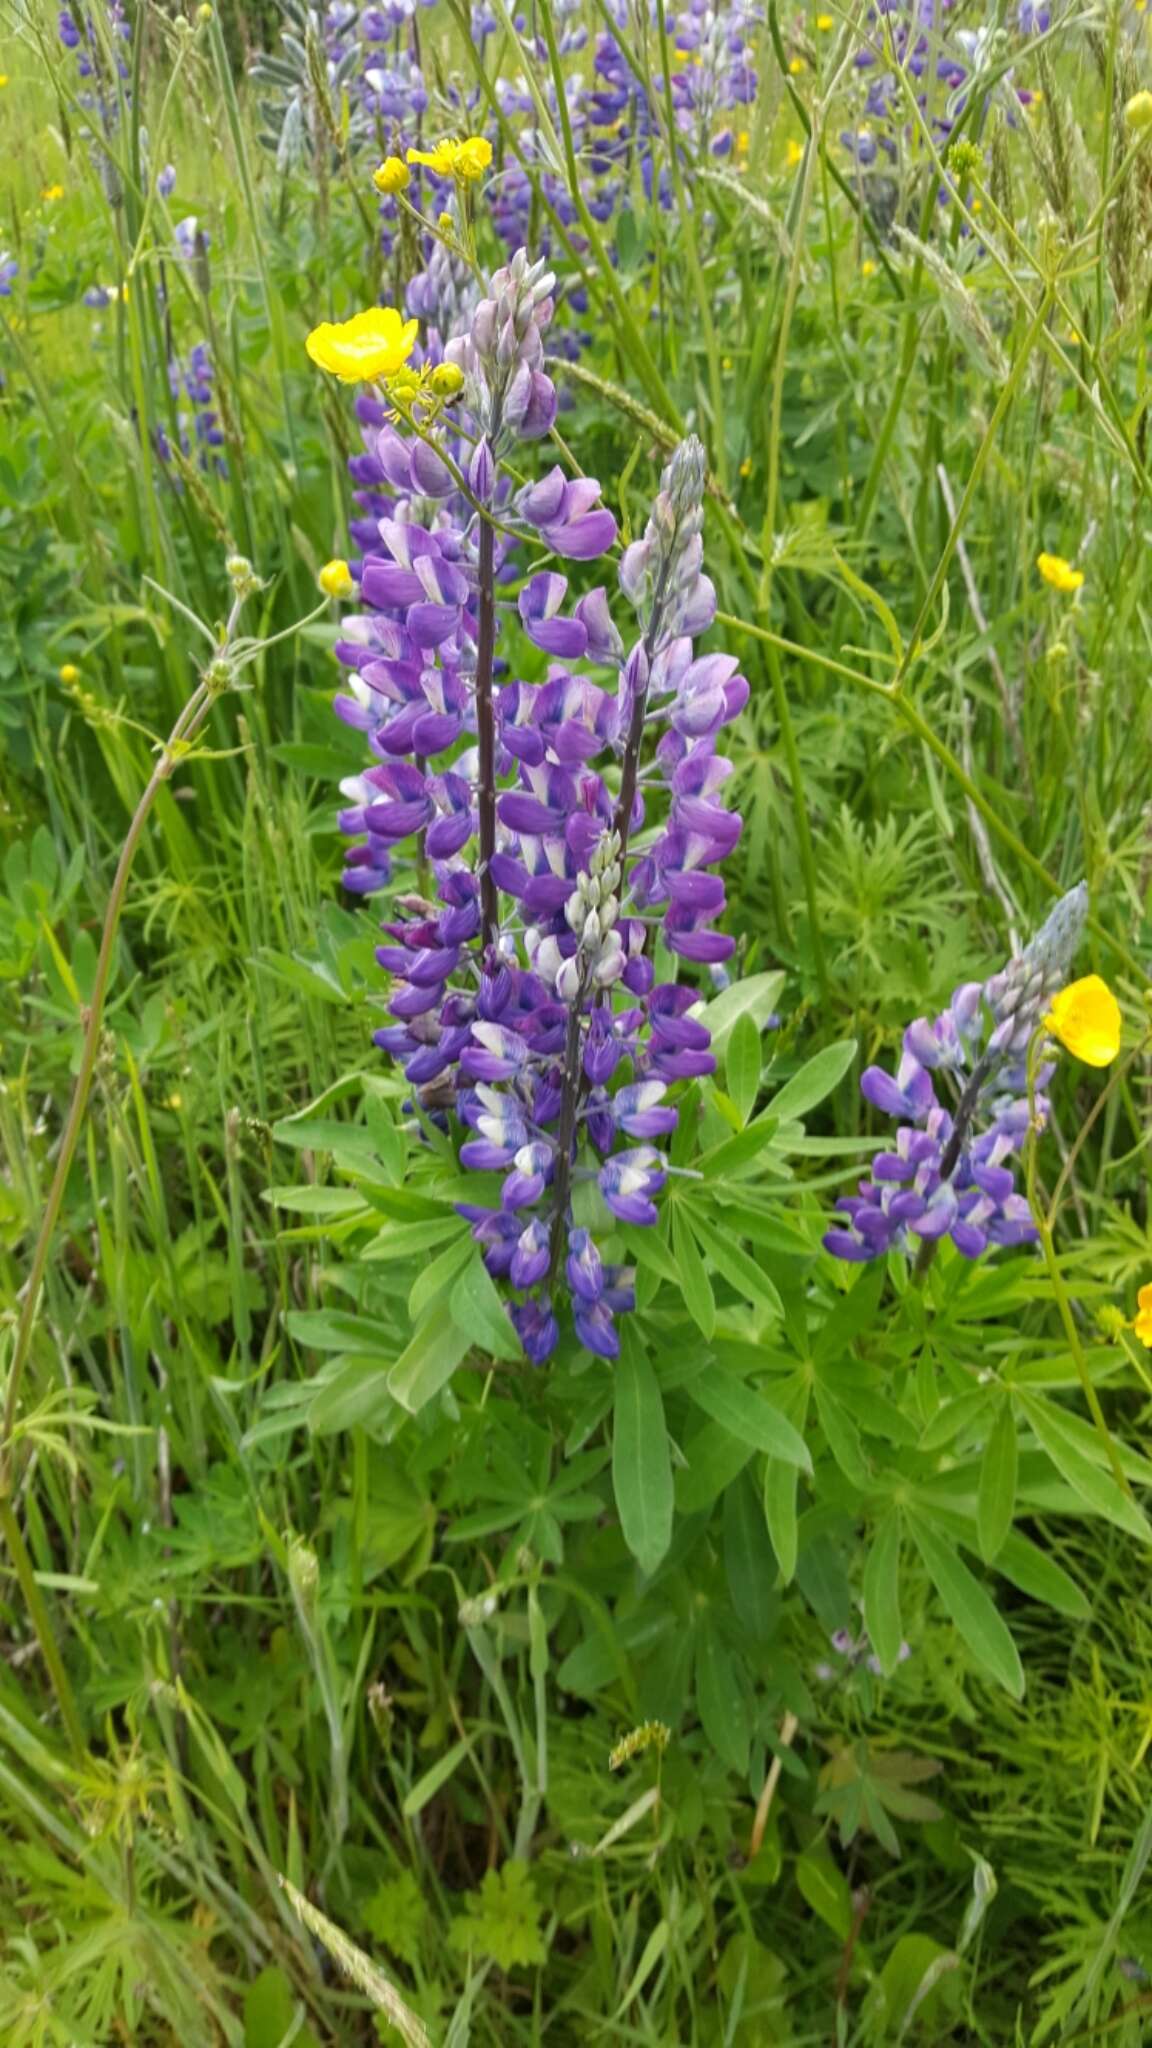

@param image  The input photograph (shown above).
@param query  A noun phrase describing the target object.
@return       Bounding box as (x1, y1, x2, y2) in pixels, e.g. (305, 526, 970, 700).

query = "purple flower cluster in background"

(825, 885, 1088, 1265)
(840, 0, 1040, 192)
(58, 1, 130, 131)
(328, 248, 744, 1362)
(157, 342, 226, 475)
(590, 0, 760, 181)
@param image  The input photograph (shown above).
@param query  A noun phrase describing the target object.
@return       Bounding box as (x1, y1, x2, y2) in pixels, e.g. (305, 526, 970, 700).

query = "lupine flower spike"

(311, 251, 744, 1362)
(826, 886, 1089, 1263)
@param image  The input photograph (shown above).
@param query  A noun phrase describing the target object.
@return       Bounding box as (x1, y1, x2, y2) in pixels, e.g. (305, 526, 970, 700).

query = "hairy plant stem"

(613, 550, 674, 858)
(548, 994, 587, 1281)
(475, 503, 500, 953)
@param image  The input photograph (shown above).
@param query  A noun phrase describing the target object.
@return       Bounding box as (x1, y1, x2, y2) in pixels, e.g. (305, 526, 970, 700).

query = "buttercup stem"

(1023, 1031, 1129, 1494)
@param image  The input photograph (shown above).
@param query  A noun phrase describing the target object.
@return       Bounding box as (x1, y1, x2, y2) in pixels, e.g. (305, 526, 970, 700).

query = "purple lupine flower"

(0, 255, 17, 297)
(319, 260, 745, 1363)
(825, 885, 1089, 1265)
(157, 341, 226, 476)
(157, 163, 176, 199)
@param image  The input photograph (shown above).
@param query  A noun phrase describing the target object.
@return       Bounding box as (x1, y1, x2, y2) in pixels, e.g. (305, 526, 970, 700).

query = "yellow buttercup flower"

(861, 258, 877, 277)
(786, 138, 804, 167)
(305, 306, 418, 383)
(318, 558, 355, 600)
(373, 156, 410, 195)
(1045, 976, 1122, 1067)
(817, 11, 834, 25)
(407, 135, 492, 182)
(42, 182, 64, 201)
(788, 54, 807, 73)
(1037, 551, 1084, 594)
(0, 74, 9, 87)
(58, 663, 81, 685)
(1133, 1283, 1152, 1347)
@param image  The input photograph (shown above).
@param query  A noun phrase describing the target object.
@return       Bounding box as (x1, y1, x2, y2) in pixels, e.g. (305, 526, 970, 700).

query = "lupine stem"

(475, 506, 500, 952)
(548, 995, 587, 1279)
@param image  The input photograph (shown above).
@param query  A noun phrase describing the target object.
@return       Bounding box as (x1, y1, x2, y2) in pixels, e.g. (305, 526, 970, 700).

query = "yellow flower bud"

(373, 156, 410, 195)
(1125, 89, 1152, 130)
(429, 361, 464, 398)
(1045, 975, 1122, 1067)
(437, 210, 455, 234)
(196, 3, 213, 20)
(58, 663, 81, 685)
(319, 558, 355, 600)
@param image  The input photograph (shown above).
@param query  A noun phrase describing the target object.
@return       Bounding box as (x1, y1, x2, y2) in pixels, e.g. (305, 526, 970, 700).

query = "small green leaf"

(402, 1737, 472, 1817)
(696, 1627, 750, 1774)
(992, 1530, 1089, 1618)
(763, 1458, 798, 1583)
(1020, 1392, 1152, 1542)
(674, 1210, 715, 1339)
(723, 1474, 780, 1640)
(687, 1210, 784, 1315)
(862, 1511, 904, 1676)
(450, 1251, 522, 1361)
(977, 1400, 1017, 1562)
(307, 1360, 395, 1435)
(613, 1330, 674, 1575)
(909, 1513, 1024, 1697)
(726, 1011, 762, 1127)
(795, 1846, 852, 1939)
(244, 1966, 321, 2048)
(687, 1370, 812, 1472)
(388, 1305, 471, 1414)
(765, 1039, 857, 1122)
(408, 1230, 473, 1321)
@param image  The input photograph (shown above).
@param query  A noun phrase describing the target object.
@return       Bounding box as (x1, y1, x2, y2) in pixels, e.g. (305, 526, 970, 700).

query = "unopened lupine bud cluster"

(826, 884, 1088, 1263)
(444, 249, 559, 456)
(314, 251, 745, 1363)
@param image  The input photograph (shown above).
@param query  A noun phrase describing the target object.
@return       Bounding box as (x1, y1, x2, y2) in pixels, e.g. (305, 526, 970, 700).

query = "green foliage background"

(3, 0, 1152, 2041)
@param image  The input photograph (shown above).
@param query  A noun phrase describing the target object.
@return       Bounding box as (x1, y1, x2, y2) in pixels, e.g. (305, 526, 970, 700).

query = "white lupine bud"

(556, 956, 582, 1004)
(533, 935, 564, 985)
(582, 909, 601, 949)
(565, 890, 585, 932)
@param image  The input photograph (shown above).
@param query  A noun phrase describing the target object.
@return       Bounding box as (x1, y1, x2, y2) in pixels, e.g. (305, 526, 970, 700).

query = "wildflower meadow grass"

(5, 0, 1152, 2040)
